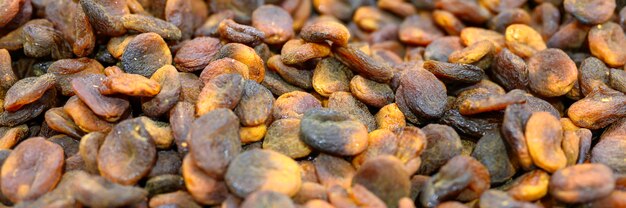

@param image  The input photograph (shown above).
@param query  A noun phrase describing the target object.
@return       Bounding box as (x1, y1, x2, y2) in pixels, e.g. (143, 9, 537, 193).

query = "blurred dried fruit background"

(0, 0, 625, 207)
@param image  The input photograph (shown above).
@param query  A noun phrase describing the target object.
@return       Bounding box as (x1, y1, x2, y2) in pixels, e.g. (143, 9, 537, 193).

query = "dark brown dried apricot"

(71, 74, 129, 122)
(300, 19, 350, 46)
(267, 55, 313, 89)
(588, 22, 626, 68)
(213, 43, 265, 83)
(398, 13, 443, 46)
(300, 108, 369, 156)
(97, 117, 157, 185)
(234, 80, 274, 126)
(101, 73, 161, 97)
(79, 0, 129, 36)
(350, 75, 395, 108)
(142, 65, 181, 118)
(527, 48, 578, 97)
(418, 124, 462, 175)
(218, 19, 265, 46)
(121, 32, 172, 77)
(312, 57, 353, 97)
(549, 163, 615, 203)
(262, 118, 312, 159)
(272, 91, 321, 120)
(564, 0, 615, 25)
(200, 58, 250, 83)
(1, 137, 64, 203)
(196, 73, 245, 117)
(252, 5, 294, 45)
(353, 156, 410, 208)
(3, 73, 55, 112)
(181, 155, 229, 205)
(188, 108, 241, 178)
(225, 149, 301, 197)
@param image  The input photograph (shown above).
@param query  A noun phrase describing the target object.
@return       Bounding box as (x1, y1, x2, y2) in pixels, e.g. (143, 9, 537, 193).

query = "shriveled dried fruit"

(0, 88, 57, 127)
(564, 0, 615, 25)
(420, 155, 489, 207)
(352, 129, 398, 168)
(423, 60, 484, 84)
(200, 58, 250, 83)
(47, 58, 104, 96)
(0, 125, 28, 149)
(45, 108, 84, 139)
(1, 137, 64, 203)
(588, 22, 626, 68)
(45, 0, 96, 57)
(350, 75, 394, 108)
(333, 45, 394, 83)
(397, 66, 447, 123)
(547, 20, 590, 50)
(506, 170, 550, 201)
(301, 20, 350, 46)
(267, 55, 313, 89)
(549, 163, 615, 203)
(591, 136, 626, 175)
(272, 91, 321, 120)
(225, 149, 301, 197)
(188, 108, 241, 178)
(398, 13, 443, 46)
(531, 3, 560, 41)
(527, 48, 578, 97)
(63, 96, 113, 133)
(418, 124, 462, 175)
(97, 117, 157, 185)
(525, 111, 567, 173)
(252, 5, 294, 45)
(196, 73, 245, 117)
(479, 190, 537, 208)
(241, 191, 296, 208)
(234, 80, 274, 126)
(213, 43, 265, 83)
(182, 155, 228, 205)
(424, 36, 463, 62)
(121, 14, 182, 40)
(489, 9, 531, 33)
(3, 73, 55, 112)
(101, 73, 161, 97)
(121, 32, 172, 77)
(165, 0, 196, 40)
(22, 24, 73, 60)
(375, 103, 406, 134)
(432, 10, 464, 36)
(263, 118, 312, 158)
(491, 48, 528, 91)
(218, 19, 265, 46)
(328, 92, 377, 131)
(312, 57, 353, 97)
(173, 37, 221, 72)
(353, 156, 410, 208)
(471, 129, 516, 184)
(280, 41, 331, 66)
(300, 108, 369, 156)
(567, 87, 626, 130)
(505, 24, 547, 58)
(79, 0, 129, 36)
(149, 191, 202, 208)
(71, 74, 129, 122)
(435, 0, 491, 24)
(142, 65, 181, 117)
(71, 170, 148, 207)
